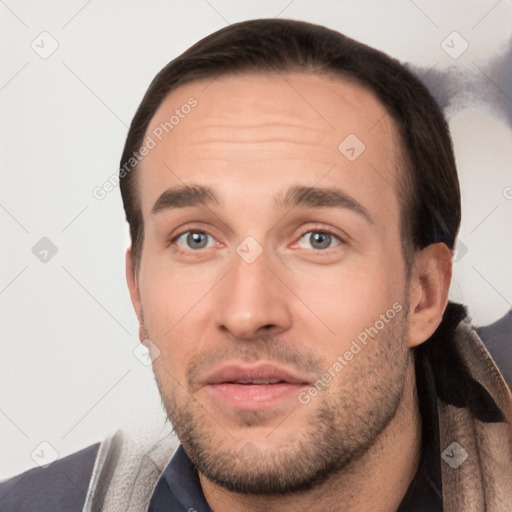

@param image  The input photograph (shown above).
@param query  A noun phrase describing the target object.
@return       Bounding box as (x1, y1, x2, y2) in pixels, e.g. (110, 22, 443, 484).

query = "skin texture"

(126, 72, 452, 512)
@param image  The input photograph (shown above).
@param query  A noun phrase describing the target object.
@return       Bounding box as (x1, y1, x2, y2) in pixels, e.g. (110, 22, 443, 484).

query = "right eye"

(173, 231, 217, 251)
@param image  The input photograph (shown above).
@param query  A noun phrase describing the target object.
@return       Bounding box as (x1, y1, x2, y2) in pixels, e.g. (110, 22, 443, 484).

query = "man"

(1, 18, 511, 512)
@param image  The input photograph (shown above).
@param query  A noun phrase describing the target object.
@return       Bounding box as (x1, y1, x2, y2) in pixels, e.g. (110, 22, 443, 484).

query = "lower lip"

(206, 383, 306, 409)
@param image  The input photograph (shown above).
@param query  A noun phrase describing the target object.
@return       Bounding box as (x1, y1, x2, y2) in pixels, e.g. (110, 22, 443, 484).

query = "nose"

(214, 248, 293, 340)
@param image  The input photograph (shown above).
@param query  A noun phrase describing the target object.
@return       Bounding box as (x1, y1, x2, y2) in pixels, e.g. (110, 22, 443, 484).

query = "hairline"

(131, 69, 417, 278)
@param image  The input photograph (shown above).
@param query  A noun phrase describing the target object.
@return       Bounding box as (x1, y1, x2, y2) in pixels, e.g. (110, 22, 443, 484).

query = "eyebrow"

(150, 185, 218, 214)
(150, 184, 374, 225)
(275, 185, 374, 225)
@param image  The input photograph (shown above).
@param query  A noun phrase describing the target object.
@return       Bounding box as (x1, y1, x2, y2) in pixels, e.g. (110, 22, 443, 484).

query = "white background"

(1, 0, 511, 479)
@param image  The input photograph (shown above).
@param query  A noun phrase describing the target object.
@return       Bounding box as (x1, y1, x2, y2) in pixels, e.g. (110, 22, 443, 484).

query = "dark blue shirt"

(148, 440, 443, 512)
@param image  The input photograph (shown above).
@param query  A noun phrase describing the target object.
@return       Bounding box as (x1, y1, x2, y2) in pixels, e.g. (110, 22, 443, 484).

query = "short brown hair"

(120, 19, 460, 273)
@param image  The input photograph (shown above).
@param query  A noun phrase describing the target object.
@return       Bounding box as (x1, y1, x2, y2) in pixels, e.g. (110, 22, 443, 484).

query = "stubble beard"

(150, 306, 411, 495)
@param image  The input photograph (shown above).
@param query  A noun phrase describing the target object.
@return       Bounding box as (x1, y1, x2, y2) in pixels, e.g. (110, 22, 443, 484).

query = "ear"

(407, 243, 452, 348)
(125, 247, 146, 342)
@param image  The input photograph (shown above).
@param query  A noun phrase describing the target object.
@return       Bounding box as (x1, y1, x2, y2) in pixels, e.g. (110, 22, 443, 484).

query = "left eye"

(175, 231, 216, 250)
(297, 231, 341, 250)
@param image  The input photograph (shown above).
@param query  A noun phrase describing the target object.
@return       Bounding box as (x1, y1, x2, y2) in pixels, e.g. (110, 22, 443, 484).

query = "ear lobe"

(407, 243, 452, 348)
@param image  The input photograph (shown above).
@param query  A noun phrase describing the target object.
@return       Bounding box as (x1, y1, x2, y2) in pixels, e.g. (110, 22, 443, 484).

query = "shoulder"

(478, 309, 512, 389)
(0, 443, 100, 512)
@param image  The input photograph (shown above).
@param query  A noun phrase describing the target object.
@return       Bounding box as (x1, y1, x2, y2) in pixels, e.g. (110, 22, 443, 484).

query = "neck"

(200, 356, 423, 512)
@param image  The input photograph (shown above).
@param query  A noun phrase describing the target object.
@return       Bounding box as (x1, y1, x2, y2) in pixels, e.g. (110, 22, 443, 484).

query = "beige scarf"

(431, 305, 512, 509)
(82, 304, 512, 511)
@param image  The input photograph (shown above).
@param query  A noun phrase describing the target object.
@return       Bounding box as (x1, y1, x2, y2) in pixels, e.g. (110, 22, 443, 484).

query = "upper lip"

(203, 363, 312, 386)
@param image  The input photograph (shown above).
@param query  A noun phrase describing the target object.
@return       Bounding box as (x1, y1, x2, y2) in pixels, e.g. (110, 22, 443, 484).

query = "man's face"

(131, 72, 413, 493)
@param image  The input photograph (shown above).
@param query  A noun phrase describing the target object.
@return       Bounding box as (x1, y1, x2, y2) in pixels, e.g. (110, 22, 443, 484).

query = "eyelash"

(168, 225, 345, 254)
(295, 227, 343, 250)
(167, 228, 215, 256)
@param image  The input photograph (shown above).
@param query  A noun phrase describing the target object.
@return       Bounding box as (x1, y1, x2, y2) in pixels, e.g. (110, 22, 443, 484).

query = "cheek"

(138, 266, 215, 373)
(288, 255, 406, 353)
(139, 261, 207, 327)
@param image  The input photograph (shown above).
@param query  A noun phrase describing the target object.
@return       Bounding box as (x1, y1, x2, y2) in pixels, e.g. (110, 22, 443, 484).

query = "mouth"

(202, 363, 311, 410)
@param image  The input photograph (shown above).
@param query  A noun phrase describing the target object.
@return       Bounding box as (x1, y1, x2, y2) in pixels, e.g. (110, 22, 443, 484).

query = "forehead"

(138, 72, 402, 225)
